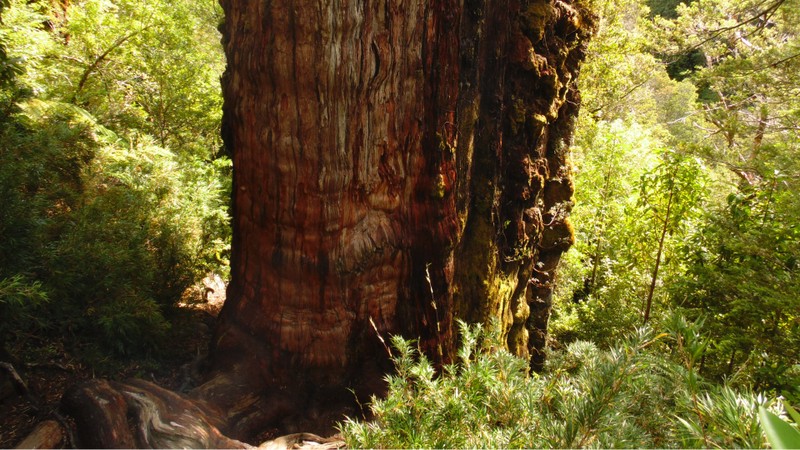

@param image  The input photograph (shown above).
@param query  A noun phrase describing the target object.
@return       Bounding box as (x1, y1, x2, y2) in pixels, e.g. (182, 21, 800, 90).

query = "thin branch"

(71, 27, 150, 101)
(589, 77, 652, 115)
(709, 51, 800, 78)
(0, 361, 31, 399)
(751, 51, 800, 71)
(690, 0, 787, 51)
(663, 0, 789, 69)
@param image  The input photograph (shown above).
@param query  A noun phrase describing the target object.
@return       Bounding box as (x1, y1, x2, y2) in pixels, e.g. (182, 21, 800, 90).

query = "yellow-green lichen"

(506, 324, 529, 359)
(437, 132, 456, 156)
(532, 113, 548, 125)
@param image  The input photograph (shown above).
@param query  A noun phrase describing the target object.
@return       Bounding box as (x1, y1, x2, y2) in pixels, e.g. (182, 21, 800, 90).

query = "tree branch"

(692, 0, 787, 50)
(663, 0, 789, 70)
(71, 27, 149, 102)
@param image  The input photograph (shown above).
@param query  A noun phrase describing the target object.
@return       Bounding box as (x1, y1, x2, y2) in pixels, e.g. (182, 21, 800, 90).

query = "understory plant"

(0, 99, 230, 361)
(340, 319, 788, 448)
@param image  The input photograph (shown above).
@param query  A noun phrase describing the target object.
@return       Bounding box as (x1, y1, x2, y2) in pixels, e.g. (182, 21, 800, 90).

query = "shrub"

(0, 99, 230, 360)
(0, 275, 48, 352)
(340, 319, 779, 448)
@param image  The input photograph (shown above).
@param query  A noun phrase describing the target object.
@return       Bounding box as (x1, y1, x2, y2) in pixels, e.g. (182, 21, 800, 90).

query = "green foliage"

(578, 0, 699, 133)
(671, 175, 800, 399)
(0, 99, 229, 358)
(565, 0, 796, 397)
(0, 0, 228, 363)
(0, 24, 23, 87)
(551, 119, 657, 346)
(637, 151, 707, 323)
(553, 0, 799, 397)
(637, 152, 706, 236)
(551, 0, 711, 348)
(0, 275, 48, 346)
(760, 403, 800, 450)
(649, 0, 800, 395)
(552, 122, 707, 345)
(2, 0, 224, 158)
(341, 321, 778, 449)
(646, 0, 690, 19)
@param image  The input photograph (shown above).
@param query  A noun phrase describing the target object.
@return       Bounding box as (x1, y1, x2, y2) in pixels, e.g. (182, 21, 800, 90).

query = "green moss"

(489, 274, 516, 316)
(437, 132, 456, 156)
(532, 113, 548, 125)
(521, 1, 555, 43)
(506, 323, 529, 357)
(542, 217, 575, 250)
(453, 199, 497, 323)
(564, 218, 576, 246)
(510, 97, 528, 135)
(433, 173, 446, 199)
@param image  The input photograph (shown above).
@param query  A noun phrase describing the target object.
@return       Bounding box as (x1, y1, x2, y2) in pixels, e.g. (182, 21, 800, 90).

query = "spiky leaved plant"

(340, 317, 779, 448)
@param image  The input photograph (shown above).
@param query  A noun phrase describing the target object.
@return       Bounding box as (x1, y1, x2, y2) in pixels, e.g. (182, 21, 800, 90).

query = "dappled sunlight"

(179, 273, 228, 317)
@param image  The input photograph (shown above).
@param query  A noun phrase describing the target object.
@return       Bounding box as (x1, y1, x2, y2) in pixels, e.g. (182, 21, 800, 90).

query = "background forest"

(1, 0, 799, 447)
(0, 0, 229, 368)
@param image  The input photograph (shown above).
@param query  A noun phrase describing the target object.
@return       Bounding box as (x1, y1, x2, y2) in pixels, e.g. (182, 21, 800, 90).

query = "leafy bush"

(340, 320, 781, 448)
(671, 177, 800, 400)
(0, 0, 229, 365)
(0, 99, 229, 359)
(0, 275, 48, 350)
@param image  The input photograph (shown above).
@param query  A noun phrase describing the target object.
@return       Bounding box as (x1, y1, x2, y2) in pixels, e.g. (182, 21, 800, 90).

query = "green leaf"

(759, 406, 800, 449)
(784, 402, 800, 430)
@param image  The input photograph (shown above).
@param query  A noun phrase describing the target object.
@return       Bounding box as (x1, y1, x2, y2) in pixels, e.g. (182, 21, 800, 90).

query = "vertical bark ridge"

(214, 0, 592, 435)
(401, 0, 462, 364)
(452, 0, 511, 330)
(215, 0, 430, 391)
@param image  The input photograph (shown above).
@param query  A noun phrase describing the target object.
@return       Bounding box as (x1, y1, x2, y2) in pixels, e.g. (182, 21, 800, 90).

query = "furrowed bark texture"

(60, 0, 594, 446)
(451, 0, 591, 371)
(214, 0, 594, 423)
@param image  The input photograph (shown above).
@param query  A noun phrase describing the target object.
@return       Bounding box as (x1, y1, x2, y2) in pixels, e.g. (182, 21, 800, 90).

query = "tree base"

(60, 374, 351, 448)
(62, 378, 249, 448)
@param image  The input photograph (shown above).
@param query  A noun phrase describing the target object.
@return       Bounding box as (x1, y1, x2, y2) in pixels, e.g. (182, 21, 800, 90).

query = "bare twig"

(686, 0, 787, 52)
(1, 362, 76, 448)
(369, 317, 393, 359)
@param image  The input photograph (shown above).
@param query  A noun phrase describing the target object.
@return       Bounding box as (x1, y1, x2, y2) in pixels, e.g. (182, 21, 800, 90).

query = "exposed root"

(62, 378, 249, 448)
(257, 433, 345, 450)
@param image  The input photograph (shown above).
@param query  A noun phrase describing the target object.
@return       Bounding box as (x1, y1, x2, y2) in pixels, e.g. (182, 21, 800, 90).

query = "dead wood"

(61, 378, 249, 448)
(14, 420, 64, 449)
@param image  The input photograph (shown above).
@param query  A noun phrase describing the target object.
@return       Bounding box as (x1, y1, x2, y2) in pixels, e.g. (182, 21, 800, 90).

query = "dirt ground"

(0, 274, 227, 449)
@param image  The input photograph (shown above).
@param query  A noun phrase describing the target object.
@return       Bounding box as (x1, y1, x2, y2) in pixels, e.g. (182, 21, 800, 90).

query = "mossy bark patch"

(453, 0, 595, 368)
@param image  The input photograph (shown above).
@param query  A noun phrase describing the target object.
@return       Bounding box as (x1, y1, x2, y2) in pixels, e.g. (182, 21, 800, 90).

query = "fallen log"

(62, 378, 250, 448)
(14, 420, 64, 450)
(60, 377, 347, 449)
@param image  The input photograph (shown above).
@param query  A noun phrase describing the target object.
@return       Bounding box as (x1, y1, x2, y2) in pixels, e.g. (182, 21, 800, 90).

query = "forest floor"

(0, 275, 227, 448)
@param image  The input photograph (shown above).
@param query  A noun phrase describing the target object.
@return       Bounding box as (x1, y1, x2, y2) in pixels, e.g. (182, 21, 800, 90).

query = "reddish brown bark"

(211, 0, 594, 428)
(60, 0, 594, 446)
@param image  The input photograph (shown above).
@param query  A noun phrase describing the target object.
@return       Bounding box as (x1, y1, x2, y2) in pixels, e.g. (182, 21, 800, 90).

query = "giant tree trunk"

(61, 0, 594, 446)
